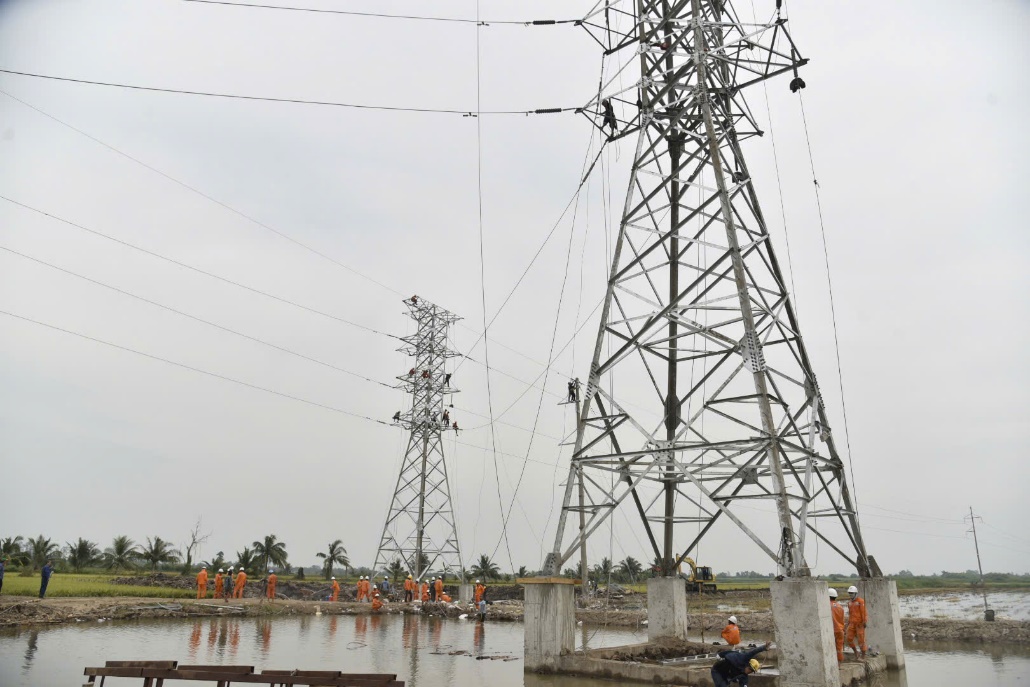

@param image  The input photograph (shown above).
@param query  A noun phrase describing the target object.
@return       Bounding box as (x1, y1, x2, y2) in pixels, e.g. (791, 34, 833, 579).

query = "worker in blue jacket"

(710, 642, 770, 687)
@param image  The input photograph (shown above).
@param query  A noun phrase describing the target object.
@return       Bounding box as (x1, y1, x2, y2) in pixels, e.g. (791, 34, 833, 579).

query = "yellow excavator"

(679, 557, 718, 593)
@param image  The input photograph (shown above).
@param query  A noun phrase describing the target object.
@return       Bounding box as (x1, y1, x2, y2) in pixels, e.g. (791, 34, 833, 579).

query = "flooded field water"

(1, 614, 1028, 687)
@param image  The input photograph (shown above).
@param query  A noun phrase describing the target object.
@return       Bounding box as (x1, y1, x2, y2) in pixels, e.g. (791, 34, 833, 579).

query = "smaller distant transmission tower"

(374, 297, 464, 581)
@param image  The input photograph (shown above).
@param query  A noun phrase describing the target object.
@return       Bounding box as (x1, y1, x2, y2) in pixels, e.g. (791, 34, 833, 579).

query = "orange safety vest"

(848, 597, 867, 626)
(831, 601, 845, 633)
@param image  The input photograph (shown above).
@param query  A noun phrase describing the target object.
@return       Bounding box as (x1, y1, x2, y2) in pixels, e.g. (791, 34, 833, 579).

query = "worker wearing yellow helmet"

(710, 641, 770, 686)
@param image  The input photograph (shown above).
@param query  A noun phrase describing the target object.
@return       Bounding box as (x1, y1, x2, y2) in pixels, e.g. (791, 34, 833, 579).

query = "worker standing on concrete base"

(420, 579, 430, 602)
(845, 585, 868, 658)
(404, 574, 414, 602)
(214, 569, 224, 599)
(331, 577, 340, 602)
(474, 580, 486, 604)
(196, 566, 208, 599)
(829, 588, 845, 663)
(266, 570, 277, 600)
(720, 615, 741, 649)
(434, 576, 444, 602)
(710, 642, 769, 687)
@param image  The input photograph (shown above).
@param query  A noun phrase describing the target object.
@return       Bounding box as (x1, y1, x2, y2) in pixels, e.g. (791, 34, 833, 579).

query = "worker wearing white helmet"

(265, 569, 278, 600)
(827, 588, 845, 662)
(720, 615, 740, 649)
(845, 585, 867, 658)
(710, 641, 771, 687)
(474, 579, 486, 604)
(234, 567, 247, 598)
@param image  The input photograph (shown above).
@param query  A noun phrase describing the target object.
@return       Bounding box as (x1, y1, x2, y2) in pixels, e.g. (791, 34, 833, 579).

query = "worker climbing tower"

(374, 297, 463, 581)
(546, 0, 877, 581)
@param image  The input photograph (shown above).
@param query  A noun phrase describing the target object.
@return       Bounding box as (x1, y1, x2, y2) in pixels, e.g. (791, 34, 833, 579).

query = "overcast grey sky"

(1, 0, 1027, 577)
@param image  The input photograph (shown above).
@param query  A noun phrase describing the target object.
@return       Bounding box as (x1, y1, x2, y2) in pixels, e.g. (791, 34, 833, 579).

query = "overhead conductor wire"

(470, 0, 515, 573)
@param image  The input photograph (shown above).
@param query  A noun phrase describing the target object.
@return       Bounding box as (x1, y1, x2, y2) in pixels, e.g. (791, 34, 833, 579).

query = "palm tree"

(315, 540, 349, 580)
(592, 557, 613, 583)
(202, 551, 227, 572)
(103, 536, 140, 571)
(65, 538, 101, 572)
(27, 535, 61, 572)
(387, 559, 404, 583)
(470, 554, 500, 580)
(618, 556, 642, 583)
(252, 535, 288, 573)
(1, 536, 29, 567)
(234, 547, 256, 572)
(139, 537, 179, 571)
(517, 565, 529, 578)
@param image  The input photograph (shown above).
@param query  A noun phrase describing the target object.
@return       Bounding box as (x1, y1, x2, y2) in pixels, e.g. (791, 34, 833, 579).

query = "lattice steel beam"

(547, 0, 871, 578)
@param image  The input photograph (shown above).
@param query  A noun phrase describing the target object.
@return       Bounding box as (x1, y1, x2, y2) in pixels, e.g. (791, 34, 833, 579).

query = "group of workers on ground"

(194, 566, 279, 601)
(712, 585, 868, 686)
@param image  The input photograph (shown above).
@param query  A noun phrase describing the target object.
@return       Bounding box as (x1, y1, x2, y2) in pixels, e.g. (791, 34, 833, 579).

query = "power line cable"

(0, 68, 575, 116)
(0, 307, 395, 425)
(0, 87, 593, 403)
(181, 0, 581, 25)
(0, 244, 399, 391)
(0, 195, 401, 342)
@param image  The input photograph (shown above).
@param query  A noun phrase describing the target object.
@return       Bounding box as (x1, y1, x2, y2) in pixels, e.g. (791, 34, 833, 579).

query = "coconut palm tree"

(202, 551, 227, 572)
(387, 559, 404, 584)
(470, 554, 500, 580)
(618, 556, 642, 583)
(27, 535, 61, 572)
(65, 538, 101, 572)
(315, 540, 349, 580)
(139, 537, 179, 571)
(252, 535, 288, 573)
(103, 536, 140, 571)
(1, 536, 29, 567)
(234, 547, 256, 572)
(592, 557, 613, 583)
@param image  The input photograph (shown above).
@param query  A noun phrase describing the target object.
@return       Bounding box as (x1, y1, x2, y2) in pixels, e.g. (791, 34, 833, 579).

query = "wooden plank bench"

(84, 660, 402, 686)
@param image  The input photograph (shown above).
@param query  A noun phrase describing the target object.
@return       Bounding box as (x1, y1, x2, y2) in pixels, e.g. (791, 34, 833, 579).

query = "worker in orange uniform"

(196, 566, 208, 599)
(420, 579, 430, 602)
(234, 567, 247, 598)
(434, 576, 444, 602)
(371, 591, 384, 612)
(720, 615, 741, 649)
(845, 585, 867, 659)
(331, 577, 340, 601)
(214, 569, 224, 598)
(404, 574, 414, 602)
(829, 588, 845, 663)
(474, 580, 486, 604)
(266, 570, 277, 600)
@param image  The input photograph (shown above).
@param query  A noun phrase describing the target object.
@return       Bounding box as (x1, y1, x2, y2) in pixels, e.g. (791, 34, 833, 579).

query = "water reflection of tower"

(188, 621, 202, 659)
(217, 619, 228, 655)
(404, 614, 421, 684)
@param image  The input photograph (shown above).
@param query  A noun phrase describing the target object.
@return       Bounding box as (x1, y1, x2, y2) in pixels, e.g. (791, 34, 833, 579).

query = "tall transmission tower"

(374, 297, 464, 581)
(547, 0, 876, 579)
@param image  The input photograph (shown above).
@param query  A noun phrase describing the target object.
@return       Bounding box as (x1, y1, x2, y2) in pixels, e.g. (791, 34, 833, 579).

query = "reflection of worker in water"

(710, 642, 769, 687)
(829, 588, 845, 663)
(720, 615, 740, 649)
(845, 585, 868, 659)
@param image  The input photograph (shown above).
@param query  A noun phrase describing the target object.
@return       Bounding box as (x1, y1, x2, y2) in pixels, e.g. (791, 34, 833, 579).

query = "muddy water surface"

(0, 615, 1027, 686)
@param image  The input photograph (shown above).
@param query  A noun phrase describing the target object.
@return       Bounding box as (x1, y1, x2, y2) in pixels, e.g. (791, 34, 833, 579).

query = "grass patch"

(1, 574, 193, 599)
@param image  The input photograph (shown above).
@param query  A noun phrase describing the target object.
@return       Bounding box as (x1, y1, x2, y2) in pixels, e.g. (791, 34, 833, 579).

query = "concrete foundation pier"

(646, 577, 688, 642)
(522, 577, 576, 671)
(862, 578, 905, 669)
(458, 583, 473, 604)
(770, 577, 838, 687)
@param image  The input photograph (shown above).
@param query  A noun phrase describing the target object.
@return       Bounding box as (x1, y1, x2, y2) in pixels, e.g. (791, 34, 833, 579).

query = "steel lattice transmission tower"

(374, 297, 464, 581)
(546, 0, 878, 579)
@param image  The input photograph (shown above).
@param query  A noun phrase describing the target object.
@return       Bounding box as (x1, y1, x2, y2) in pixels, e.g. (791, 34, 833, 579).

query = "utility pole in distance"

(966, 506, 994, 621)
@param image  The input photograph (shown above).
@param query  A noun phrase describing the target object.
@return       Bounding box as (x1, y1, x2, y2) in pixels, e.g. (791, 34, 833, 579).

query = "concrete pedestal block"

(522, 578, 576, 671)
(459, 583, 473, 604)
(862, 578, 905, 669)
(770, 578, 838, 687)
(646, 577, 688, 642)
